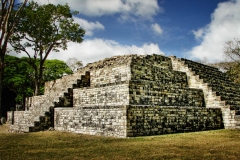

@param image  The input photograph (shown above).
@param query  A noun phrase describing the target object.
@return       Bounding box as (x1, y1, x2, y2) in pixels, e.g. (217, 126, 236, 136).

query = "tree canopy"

(3, 55, 73, 107)
(10, 1, 85, 95)
(3, 55, 33, 104)
(43, 59, 73, 82)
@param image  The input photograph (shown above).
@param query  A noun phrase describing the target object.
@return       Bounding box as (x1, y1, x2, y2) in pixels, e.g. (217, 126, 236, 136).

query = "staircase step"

(64, 92, 70, 97)
(72, 84, 79, 88)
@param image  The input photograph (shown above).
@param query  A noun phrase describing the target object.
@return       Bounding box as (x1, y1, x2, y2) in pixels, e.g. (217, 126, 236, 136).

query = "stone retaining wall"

(127, 106, 223, 137)
(129, 80, 205, 106)
(54, 105, 223, 137)
(73, 84, 129, 107)
(90, 64, 131, 87)
(54, 106, 127, 138)
(7, 111, 32, 132)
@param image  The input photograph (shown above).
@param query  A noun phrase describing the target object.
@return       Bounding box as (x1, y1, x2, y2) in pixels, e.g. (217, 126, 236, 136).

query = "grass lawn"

(0, 125, 240, 160)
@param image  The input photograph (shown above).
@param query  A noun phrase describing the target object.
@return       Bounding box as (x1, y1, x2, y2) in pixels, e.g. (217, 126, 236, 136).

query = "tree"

(223, 38, 240, 83)
(0, 0, 28, 120)
(3, 55, 73, 110)
(224, 38, 240, 63)
(10, 2, 85, 95)
(3, 55, 34, 106)
(42, 59, 73, 82)
(226, 63, 240, 84)
(66, 57, 83, 72)
(210, 61, 233, 72)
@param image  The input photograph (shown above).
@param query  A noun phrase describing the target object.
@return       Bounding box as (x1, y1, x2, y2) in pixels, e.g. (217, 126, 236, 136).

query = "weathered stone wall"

(131, 54, 172, 70)
(129, 80, 205, 106)
(90, 65, 131, 87)
(129, 54, 205, 107)
(8, 111, 32, 132)
(73, 84, 129, 107)
(54, 106, 127, 138)
(54, 105, 223, 137)
(72, 61, 131, 107)
(127, 105, 223, 137)
(131, 62, 188, 87)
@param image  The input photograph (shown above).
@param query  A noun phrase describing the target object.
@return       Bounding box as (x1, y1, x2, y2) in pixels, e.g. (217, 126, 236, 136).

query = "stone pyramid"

(8, 54, 240, 137)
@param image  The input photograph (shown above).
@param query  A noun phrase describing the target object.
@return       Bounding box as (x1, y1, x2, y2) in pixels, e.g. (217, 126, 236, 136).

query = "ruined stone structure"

(8, 54, 240, 137)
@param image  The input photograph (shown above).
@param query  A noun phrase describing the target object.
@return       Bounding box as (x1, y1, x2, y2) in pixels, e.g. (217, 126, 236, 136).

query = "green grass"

(0, 127, 240, 160)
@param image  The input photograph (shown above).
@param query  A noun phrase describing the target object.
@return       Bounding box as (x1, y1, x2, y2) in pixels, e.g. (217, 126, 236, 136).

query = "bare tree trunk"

(34, 66, 39, 96)
(0, 50, 4, 123)
(38, 61, 44, 95)
(34, 59, 44, 96)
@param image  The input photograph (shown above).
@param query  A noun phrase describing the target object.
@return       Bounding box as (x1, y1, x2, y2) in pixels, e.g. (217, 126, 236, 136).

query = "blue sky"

(15, 0, 240, 65)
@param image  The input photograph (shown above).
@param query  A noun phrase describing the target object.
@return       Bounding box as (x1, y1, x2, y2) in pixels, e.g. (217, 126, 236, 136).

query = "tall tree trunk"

(38, 61, 44, 95)
(34, 65, 39, 96)
(0, 50, 4, 122)
(34, 65, 44, 96)
(34, 81, 39, 96)
(34, 60, 44, 96)
(0, 74, 2, 121)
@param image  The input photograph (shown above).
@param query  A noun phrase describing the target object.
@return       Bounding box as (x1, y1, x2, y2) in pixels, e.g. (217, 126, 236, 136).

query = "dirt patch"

(0, 124, 10, 133)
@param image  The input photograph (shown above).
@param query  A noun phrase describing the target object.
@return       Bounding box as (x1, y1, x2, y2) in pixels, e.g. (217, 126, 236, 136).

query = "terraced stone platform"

(7, 54, 240, 137)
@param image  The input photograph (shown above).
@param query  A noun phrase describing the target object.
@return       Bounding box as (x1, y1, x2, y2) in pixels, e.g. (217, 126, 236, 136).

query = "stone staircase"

(170, 56, 240, 129)
(10, 71, 90, 132)
(28, 106, 54, 132)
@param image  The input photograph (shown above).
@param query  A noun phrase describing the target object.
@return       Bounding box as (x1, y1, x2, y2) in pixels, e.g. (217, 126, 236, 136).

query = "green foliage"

(211, 61, 240, 84)
(226, 62, 240, 84)
(9, 1, 85, 95)
(43, 59, 73, 82)
(3, 55, 34, 103)
(3, 55, 72, 104)
(10, 1, 85, 54)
